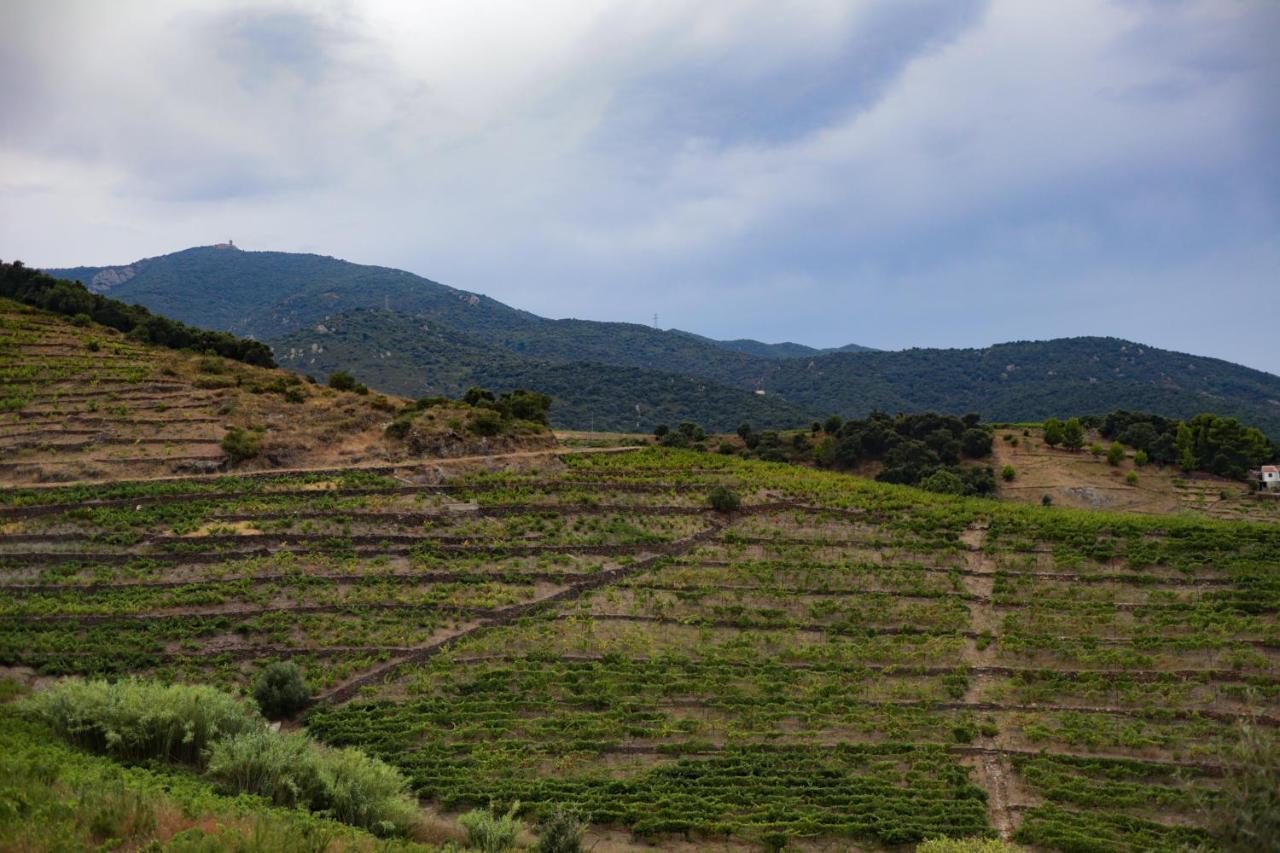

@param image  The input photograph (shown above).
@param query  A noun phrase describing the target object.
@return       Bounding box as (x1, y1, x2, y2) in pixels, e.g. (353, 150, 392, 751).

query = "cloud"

(1, 0, 1277, 371)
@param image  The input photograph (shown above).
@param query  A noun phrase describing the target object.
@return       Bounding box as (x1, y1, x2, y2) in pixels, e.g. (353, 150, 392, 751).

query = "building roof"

(1262, 465, 1280, 474)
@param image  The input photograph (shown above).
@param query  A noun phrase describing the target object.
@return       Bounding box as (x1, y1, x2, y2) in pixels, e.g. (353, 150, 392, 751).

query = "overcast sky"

(3, 1, 1278, 371)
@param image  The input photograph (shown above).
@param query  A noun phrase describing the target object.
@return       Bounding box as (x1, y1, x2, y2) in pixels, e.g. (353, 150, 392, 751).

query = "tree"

(1176, 421, 1196, 472)
(708, 486, 741, 513)
(823, 415, 843, 435)
(961, 428, 993, 459)
(1043, 418, 1065, 448)
(1106, 442, 1126, 466)
(736, 423, 752, 440)
(654, 424, 669, 438)
(1062, 418, 1085, 451)
(919, 469, 966, 495)
(463, 386, 496, 406)
(253, 661, 311, 719)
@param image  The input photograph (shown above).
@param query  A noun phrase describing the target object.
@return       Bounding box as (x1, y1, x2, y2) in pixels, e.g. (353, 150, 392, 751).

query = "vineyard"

(3, 445, 1276, 850)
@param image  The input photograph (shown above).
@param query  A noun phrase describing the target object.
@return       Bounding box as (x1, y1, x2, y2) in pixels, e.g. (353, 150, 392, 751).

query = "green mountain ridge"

(274, 308, 816, 431)
(45, 245, 1280, 437)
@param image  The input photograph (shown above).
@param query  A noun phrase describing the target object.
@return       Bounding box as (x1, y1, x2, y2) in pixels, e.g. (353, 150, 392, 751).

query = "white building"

(1261, 465, 1280, 491)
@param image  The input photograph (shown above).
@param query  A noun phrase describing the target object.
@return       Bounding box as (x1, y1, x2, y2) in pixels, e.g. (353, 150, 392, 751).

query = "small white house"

(1261, 465, 1280, 491)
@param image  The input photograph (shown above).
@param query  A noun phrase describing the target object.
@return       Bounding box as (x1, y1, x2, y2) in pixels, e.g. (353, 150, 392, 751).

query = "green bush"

(1125, 471, 1139, 485)
(1106, 442, 1126, 466)
(534, 807, 585, 853)
(920, 469, 966, 495)
(21, 679, 258, 766)
(221, 427, 260, 463)
(707, 486, 741, 513)
(207, 730, 417, 836)
(470, 409, 504, 437)
(459, 803, 523, 852)
(327, 371, 358, 392)
(385, 416, 413, 440)
(1134, 449, 1149, 467)
(284, 386, 308, 404)
(717, 441, 736, 455)
(252, 662, 311, 719)
(1001, 465, 1016, 482)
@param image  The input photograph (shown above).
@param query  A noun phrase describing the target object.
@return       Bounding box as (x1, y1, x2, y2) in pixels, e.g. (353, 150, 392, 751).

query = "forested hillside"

(274, 308, 815, 431)
(46, 247, 1280, 437)
(766, 338, 1280, 439)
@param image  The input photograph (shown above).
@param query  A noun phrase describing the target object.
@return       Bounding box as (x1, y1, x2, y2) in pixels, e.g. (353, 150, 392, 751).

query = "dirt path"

(5, 444, 640, 490)
(958, 523, 1019, 841)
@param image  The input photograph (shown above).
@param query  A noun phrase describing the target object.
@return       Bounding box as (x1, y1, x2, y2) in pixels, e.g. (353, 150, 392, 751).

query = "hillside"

(991, 425, 1280, 521)
(274, 308, 816, 431)
(2, 446, 1275, 849)
(764, 337, 1280, 438)
(46, 247, 1280, 437)
(0, 299, 555, 485)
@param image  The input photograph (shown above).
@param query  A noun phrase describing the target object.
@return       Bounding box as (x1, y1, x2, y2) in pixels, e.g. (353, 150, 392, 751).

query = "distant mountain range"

(47, 245, 1280, 435)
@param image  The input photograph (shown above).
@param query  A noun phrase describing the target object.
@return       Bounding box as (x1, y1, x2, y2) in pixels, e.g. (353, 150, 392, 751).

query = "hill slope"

(3, 447, 1275, 848)
(47, 246, 1280, 437)
(273, 308, 816, 431)
(763, 337, 1280, 438)
(0, 299, 553, 484)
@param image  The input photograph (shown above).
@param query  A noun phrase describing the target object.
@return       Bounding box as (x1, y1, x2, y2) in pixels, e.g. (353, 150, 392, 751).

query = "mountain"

(48, 247, 776, 390)
(273, 308, 816, 431)
(697, 337, 877, 360)
(46, 246, 1280, 437)
(763, 338, 1280, 438)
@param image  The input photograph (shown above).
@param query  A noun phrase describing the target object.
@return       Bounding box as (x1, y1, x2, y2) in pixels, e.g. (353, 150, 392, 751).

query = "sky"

(2, 0, 1278, 372)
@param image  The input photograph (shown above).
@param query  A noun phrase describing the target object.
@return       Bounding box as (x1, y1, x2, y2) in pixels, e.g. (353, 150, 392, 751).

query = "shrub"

(1106, 442, 1126, 466)
(823, 415, 843, 434)
(221, 427, 260, 463)
(1089, 442, 1105, 458)
(919, 469, 966, 495)
(1041, 494, 1053, 507)
(470, 409, 504, 437)
(385, 416, 414, 440)
(284, 386, 308, 404)
(197, 357, 225, 374)
(252, 661, 311, 719)
(654, 424, 669, 438)
(1125, 471, 1139, 485)
(207, 731, 417, 836)
(1001, 465, 1016, 482)
(71, 312, 92, 327)
(459, 803, 523, 852)
(86, 339, 100, 352)
(327, 371, 358, 391)
(534, 807, 585, 853)
(1204, 724, 1280, 849)
(1134, 449, 1149, 467)
(21, 678, 258, 765)
(717, 441, 735, 455)
(707, 486, 741, 513)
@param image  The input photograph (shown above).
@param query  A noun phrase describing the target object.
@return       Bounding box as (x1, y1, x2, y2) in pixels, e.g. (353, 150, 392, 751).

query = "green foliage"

(221, 427, 260, 463)
(1062, 418, 1085, 451)
(534, 806, 585, 853)
(920, 469, 966, 495)
(207, 731, 417, 836)
(20, 678, 259, 765)
(1001, 465, 1016, 482)
(1043, 418, 1064, 447)
(470, 409, 504, 437)
(459, 803, 523, 852)
(327, 371, 358, 392)
(1133, 449, 1149, 467)
(1204, 724, 1280, 851)
(708, 486, 742, 513)
(0, 713, 389, 852)
(0, 261, 275, 367)
(252, 662, 310, 720)
(21, 679, 417, 837)
(1106, 442, 1125, 466)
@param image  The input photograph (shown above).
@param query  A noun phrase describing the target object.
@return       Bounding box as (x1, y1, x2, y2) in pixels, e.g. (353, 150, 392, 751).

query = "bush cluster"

(20, 678, 417, 837)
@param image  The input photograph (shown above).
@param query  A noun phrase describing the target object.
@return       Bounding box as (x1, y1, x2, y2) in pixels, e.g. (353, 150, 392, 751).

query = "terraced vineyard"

(0, 298, 555, 485)
(3, 447, 1276, 849)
